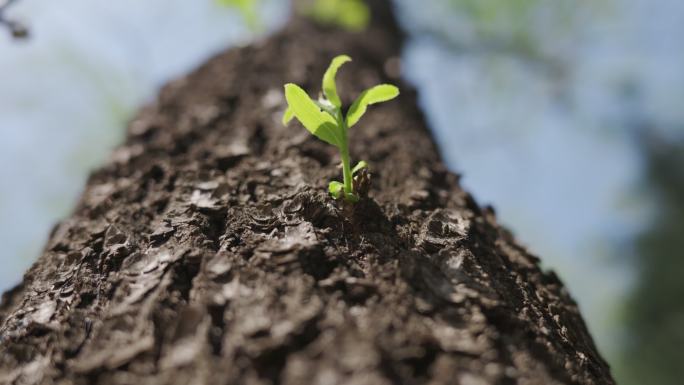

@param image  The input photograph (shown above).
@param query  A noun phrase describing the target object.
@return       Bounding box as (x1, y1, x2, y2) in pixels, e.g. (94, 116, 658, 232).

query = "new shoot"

(283, 55, 399, 203)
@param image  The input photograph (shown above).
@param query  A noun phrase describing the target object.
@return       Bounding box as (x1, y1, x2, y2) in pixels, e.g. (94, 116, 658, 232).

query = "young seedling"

(283, 54, 399, 203)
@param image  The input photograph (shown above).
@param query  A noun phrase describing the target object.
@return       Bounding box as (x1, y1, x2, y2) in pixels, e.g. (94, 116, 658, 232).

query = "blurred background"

(0, 0, 682, 383)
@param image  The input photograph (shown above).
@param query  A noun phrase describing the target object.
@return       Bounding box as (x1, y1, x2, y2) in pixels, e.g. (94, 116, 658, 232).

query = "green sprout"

(283, 55, 399, 203)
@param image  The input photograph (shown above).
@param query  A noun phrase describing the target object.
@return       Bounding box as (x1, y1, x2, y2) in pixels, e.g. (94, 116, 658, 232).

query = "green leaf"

(351, 160, 368, 175)
(284, 83, 343, 147)
(282, 107, 295, 125)
(322, 55, 351, 108)
(346, 84, 400, 128)
(329, 181, 344, 199)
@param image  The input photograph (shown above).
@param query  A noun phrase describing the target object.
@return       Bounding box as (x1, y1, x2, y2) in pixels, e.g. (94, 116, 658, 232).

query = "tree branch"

(0, 0, 28, 39)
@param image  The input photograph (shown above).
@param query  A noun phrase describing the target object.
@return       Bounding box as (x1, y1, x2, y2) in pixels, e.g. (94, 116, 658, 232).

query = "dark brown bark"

(0, 2, 614, 384)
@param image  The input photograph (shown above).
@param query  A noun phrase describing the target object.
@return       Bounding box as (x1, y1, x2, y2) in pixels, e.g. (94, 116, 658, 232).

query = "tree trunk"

(0, 2, 614, 384)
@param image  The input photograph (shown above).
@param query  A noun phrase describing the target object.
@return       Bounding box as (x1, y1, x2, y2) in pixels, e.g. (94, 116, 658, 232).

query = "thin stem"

(339, 119, 353, 195)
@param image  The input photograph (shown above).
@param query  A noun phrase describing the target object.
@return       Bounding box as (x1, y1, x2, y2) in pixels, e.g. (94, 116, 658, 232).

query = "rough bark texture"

(0, 2, 614, 384)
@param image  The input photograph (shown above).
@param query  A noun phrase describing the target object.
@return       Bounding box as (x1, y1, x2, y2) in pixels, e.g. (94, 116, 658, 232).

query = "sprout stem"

(339, 119, 354, 196)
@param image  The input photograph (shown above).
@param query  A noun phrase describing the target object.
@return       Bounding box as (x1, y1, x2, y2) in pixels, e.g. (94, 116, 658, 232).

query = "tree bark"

(0, 1, 614, 384)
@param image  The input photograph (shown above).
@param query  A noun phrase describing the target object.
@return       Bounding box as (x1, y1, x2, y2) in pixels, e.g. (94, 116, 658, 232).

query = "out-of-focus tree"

(407, 0, 599, 82)
(621, 136, 684, 385)
(447, 0, 541, 51)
